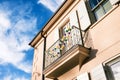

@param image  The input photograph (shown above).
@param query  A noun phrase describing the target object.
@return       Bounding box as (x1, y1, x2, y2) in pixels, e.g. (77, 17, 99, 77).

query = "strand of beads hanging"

(65, 26, 72, 33)
(61, 26, 72, 42)
(52, 45, 61, 57)
(46, 26, 73, 58)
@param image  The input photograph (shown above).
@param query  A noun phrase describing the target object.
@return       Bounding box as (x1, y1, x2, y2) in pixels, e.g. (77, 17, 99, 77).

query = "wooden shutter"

(70, 11, 79, 28)
(90, 64, 107, 80)
(77, 0, 91, 30)
(77, 72, 89, 80)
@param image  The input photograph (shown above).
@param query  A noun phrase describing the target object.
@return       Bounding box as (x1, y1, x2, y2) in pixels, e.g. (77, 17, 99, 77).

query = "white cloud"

(3, 75, 12, 80)
(17, 61, 32, 73)
(0, 12, 11, 28)
(0, 35, 32, 73)
(14, 18, 37, 33)
(0, 11, 11, 32)
(3, 75, 29, 80)
(0, 41, 25, 64)
(14, 77, 29, 80)
(38, 0, 65, 12)
(0, 2, 36, 73)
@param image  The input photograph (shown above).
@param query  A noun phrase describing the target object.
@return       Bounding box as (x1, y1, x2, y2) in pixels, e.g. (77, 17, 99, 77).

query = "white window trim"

(103, 53, 120, 80)
(103, 54, 120, 65)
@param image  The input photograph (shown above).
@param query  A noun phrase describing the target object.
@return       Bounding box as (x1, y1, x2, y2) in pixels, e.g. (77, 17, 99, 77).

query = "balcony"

(44, 26, 90, 79)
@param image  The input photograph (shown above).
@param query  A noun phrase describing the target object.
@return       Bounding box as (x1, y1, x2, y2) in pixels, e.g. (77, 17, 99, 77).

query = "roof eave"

(29, 0, 75, 47)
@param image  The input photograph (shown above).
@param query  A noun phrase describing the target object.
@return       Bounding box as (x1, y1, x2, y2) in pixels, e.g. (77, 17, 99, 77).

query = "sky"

(0, 0, 64, 80)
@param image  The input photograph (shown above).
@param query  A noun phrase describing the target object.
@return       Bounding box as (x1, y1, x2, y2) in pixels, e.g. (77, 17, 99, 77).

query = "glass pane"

(103, 0, 112, 13)
(89, 0, 98, 9)
(94, 6, 105, 20)
(98, 0, 102, 2)
(110, 61, 120, 80)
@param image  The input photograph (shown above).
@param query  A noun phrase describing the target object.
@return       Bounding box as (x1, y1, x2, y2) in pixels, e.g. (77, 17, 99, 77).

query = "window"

(89, 0, 112, 20)
(89, 0, 102, 9)
(105, 56, 120, 80)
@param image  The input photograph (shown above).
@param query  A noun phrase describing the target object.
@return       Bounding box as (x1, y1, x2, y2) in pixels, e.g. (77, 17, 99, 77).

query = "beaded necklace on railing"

(60, 26, 72, 50)
(46, 26, 72, 57)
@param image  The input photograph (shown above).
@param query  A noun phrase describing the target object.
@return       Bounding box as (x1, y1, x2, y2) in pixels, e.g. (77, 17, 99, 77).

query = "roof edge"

(29, 0, 75, 47)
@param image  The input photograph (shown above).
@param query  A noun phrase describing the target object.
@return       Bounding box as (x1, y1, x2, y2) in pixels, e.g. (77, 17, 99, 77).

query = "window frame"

(88, 0, 112, 20)
(59, 20, 71, 39)
(103, 54, 120, 80)
(89, 0, 104, 11)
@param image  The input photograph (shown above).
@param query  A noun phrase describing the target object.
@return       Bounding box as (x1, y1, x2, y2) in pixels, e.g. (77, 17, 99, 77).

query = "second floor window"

(89, 0, 112, 20)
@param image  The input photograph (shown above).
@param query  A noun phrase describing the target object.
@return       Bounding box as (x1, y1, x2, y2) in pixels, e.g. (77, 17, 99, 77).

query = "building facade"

(29, 0, 120, 80)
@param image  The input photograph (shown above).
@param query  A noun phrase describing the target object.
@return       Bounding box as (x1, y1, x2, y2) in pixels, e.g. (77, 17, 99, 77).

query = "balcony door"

(59, 21, 82, 54)
(60, 22, 72, 54)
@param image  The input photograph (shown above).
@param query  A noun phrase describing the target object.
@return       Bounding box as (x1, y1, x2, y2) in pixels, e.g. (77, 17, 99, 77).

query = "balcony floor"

(43, 45, 90, 79)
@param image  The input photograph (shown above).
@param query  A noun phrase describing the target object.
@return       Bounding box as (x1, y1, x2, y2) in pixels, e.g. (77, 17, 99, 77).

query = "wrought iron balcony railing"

(45, 26, 82, 68)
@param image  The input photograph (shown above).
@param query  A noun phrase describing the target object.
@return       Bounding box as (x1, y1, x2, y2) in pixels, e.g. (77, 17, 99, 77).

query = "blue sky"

(0, 0, 64, 80)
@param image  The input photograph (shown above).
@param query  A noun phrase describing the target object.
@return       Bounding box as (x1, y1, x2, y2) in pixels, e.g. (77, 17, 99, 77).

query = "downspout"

(76, 10, 84, 46)
(41, 31, 46, 80)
